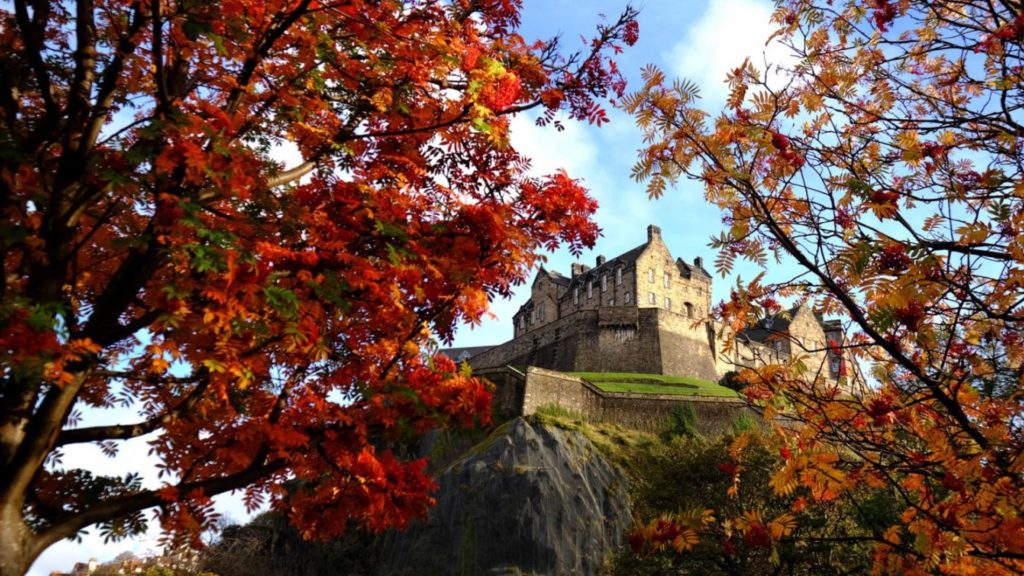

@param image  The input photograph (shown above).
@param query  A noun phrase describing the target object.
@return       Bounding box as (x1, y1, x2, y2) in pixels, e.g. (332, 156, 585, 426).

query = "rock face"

(379, 418, 631, 576)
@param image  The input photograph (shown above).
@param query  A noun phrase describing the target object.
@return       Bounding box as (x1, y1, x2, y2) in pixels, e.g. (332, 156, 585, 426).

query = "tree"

(199, 511, 375, 576)
(624, 0, 1024, 573)
(618, 431, 878, 576)
(0, 1, 639, 574)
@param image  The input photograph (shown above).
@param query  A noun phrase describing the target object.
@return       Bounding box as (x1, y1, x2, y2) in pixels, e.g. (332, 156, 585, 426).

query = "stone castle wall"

(471, 307, 720, 381)
(582, 389, 750, 436)
(520, 367, 589, 415)
(633, 234, 711, 320)
(508, 367, 750, 435)
(474, 366, 527, 421)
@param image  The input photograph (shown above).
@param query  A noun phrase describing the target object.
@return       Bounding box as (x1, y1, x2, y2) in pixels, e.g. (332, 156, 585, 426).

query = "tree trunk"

(0, 505, 31, 576)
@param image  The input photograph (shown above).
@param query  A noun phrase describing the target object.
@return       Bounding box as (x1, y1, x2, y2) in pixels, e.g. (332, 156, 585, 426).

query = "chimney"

(571, 263, 591, 277)
(647, 224, 661, 241)
(823, 319, 842, 335)
(596, 255, 606, 267)
(694, 256, 703, 270)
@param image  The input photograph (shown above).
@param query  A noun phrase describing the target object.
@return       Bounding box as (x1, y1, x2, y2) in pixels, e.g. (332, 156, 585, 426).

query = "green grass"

(569, 371, 738, 398)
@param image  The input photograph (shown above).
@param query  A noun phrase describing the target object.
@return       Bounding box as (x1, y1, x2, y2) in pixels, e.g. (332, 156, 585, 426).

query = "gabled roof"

(437, 346, 494, 363)
(677, 257, 713, 279)
(738, 306, 801, 344)
(569, 242, 648, 285)
(547, 269, 571, 287)
(738, 305, 841, 345)
(534, 267, 572, 287)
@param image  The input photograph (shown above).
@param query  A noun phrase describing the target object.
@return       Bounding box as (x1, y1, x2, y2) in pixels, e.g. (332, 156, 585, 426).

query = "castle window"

(664, 271, 671, 288)
(573, 287, 579, 305)
(608, 298, 615, 306)
(602, 274, 608, 292)
(664, 297, 671, 310)
(685, 302, 694, 319)
(616, 267, 623, 285)
(648, 292, 656, 305)
(648, 269, 655, 283)
(624, 291, 631, 304)
(587, 281, 593, 299)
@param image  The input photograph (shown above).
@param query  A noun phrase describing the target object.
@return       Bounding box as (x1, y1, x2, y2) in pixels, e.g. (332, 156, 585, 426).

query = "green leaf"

(263, 285, 300, 319)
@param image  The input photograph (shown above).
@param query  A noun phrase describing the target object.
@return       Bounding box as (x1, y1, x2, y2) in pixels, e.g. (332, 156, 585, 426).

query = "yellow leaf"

(769, 513, 798, 539)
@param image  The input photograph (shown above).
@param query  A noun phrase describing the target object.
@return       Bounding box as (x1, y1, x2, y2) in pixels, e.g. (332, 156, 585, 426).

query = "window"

(648, 292, 656, 304)
(664, 297, 671, 310)
(648, 269, 655, 283)
(664, 271, 671, 288)
(602, 274, 608, 292)
(608, 299, 615, 306)
(685, 302, 694, 319)
(616, 267, 623, 285)
(830, 357, 841, 372)
(587, 281, 593, 299)
(624, 291, 631, 304)
(573, 287, 579, 305)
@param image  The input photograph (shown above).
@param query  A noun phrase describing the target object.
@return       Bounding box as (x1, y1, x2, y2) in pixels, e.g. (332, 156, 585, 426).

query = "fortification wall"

(472, 307, 722, 380)
(471, 310, 595, 372)
(520, 367, 589, 415)
(580, 385, 750, 436)
(656, 311, 720, 381)
(590, 307, 662, 373)
(494, 367, 751, 435)
(474, 366, 526, 421)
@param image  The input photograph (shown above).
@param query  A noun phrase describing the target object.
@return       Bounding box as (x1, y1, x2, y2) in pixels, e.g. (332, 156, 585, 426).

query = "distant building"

(460, 224, 859, 389)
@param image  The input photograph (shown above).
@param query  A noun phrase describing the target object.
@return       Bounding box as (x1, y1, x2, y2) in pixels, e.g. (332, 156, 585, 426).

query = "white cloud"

(447, 113, 606, 347)
(508, 113, 599, 179)
(663, 0, 791, 107)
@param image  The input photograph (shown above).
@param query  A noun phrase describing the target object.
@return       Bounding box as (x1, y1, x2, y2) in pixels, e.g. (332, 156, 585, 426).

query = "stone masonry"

(467, 224, 854, 385)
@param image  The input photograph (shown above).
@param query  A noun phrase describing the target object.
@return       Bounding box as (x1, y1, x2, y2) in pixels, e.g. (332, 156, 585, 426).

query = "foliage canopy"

(624, 0, 1024, 573)
(0, 0, 637, 573)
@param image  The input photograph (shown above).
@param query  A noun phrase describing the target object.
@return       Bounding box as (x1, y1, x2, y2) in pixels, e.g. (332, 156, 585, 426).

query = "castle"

(459, 225, 850, 385)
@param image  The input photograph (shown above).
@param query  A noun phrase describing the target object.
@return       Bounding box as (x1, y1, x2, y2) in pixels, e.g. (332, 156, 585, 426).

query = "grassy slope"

(569, 371, 738, 397)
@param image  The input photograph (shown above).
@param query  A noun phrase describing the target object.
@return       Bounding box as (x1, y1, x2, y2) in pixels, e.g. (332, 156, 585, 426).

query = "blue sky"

(30, 1, 784, 573)
(449, 0, 784, 349)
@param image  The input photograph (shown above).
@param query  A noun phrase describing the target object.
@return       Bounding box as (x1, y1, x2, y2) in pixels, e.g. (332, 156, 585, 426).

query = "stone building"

(510, 225, 712, 336)
(464, 224, 855, 387)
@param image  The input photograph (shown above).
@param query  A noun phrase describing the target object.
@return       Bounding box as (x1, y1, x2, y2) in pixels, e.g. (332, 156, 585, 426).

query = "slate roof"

(677, 257, 713, 279)
(737, 306, 801, 344)
(543, 268, 571, 287)
(437, 346, 494, 363)
(568, 242, 648, 285)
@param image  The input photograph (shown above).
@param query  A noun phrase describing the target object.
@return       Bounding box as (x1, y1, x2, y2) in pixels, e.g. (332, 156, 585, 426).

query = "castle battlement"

(459, 225, 855, 387)
(512, 224, 713, 339)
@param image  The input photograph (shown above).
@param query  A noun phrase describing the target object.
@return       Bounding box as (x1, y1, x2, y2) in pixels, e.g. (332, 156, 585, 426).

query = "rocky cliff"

(378, 417, 632, 576)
